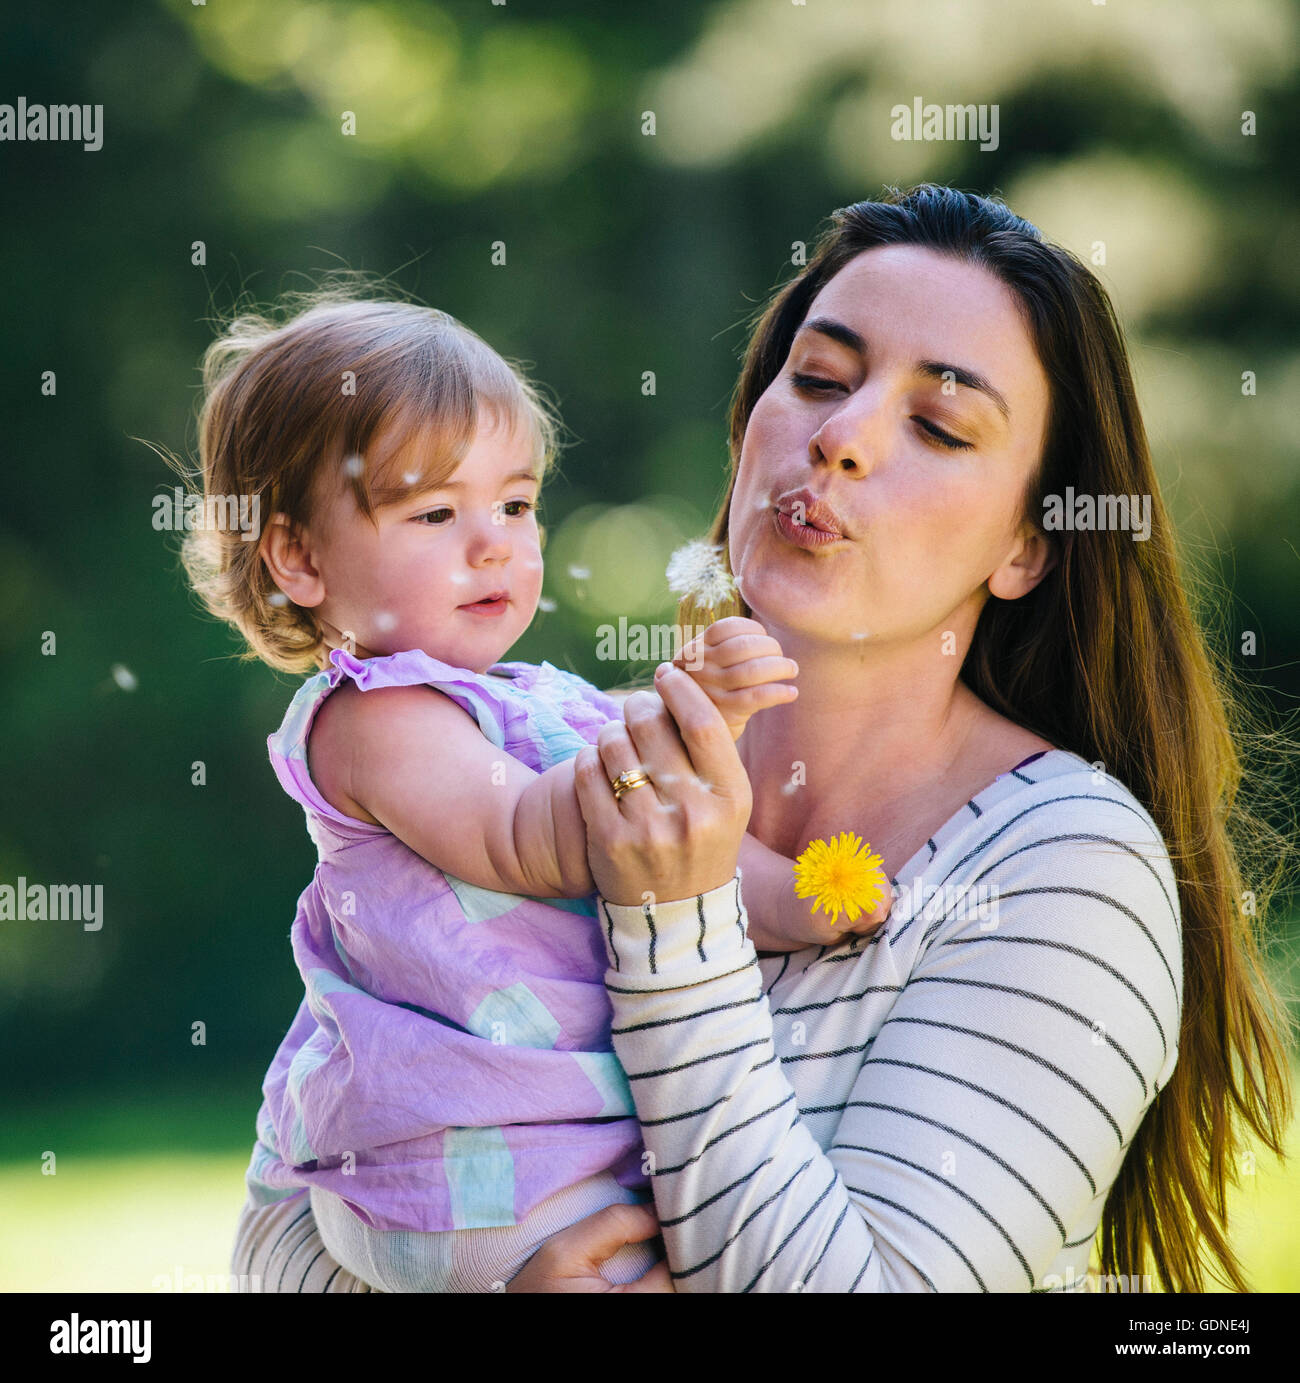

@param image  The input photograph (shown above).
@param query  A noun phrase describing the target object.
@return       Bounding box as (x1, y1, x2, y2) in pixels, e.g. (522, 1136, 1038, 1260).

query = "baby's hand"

(672, 617, 798, 742)
(765, 888, 894, 951)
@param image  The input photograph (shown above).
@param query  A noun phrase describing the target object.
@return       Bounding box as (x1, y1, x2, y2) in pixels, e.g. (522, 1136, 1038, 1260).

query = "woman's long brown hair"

(679, 184, 1296, 1292)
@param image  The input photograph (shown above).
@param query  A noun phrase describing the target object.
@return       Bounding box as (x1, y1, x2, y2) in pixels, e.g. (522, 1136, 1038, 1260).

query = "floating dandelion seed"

(792, 832, 887, 926)
(373, 610, 398, 632)
(110, 664, 138, 692)
(402, 471, 420, 486)
(342, 455, 364, 479)
(268, 592, 289, 608)
(568, 565, 591, 581)
(666, 540, 736, 613)
(537, 596, 557, 613)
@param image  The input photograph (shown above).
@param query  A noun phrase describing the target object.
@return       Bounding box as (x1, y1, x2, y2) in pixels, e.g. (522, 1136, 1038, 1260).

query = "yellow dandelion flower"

(792, 832, 888, 926)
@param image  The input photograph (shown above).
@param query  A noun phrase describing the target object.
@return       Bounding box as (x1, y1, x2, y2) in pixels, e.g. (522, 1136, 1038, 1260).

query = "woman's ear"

(261, 513, 326, 609)
(987, 524, 1058, 601)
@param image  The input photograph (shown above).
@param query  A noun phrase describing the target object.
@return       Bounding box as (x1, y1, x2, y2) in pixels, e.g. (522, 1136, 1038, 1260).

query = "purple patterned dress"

(243, 647, 647, 1234)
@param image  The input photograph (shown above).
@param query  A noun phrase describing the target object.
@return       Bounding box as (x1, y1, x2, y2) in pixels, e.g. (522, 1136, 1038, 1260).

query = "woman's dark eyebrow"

(796, 316, 1012, 421)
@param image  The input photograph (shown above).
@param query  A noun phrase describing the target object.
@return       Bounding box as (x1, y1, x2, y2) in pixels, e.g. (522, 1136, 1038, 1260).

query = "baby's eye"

(499, 499, 536, 518)
(415, 507, 453, 525)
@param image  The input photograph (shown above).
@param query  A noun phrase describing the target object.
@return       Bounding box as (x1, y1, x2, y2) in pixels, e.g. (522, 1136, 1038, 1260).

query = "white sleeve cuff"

(596, 870, 755, 989)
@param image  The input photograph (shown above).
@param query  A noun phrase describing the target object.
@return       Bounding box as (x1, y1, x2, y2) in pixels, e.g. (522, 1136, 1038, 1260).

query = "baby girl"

(183, 294, 888, 1293)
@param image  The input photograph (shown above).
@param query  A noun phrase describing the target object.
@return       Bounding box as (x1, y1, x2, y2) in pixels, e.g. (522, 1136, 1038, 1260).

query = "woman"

(235, 184, 1293, 1293)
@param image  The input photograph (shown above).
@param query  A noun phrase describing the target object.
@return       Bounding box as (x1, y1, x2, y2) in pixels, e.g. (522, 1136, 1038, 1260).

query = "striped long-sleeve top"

(596, 748, 1183, 1292)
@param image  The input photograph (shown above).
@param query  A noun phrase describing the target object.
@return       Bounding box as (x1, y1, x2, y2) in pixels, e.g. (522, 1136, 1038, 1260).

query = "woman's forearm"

(599, 875, 884, 1291)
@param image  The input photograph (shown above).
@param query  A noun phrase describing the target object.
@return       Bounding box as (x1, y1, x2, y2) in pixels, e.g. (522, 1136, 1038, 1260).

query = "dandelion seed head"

(666, 540, 736, 611)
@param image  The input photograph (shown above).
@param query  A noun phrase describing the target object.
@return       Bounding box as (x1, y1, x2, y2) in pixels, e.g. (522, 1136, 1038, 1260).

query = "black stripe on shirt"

(673, 1158, 816, 1279)
(917, 835, 1180, 988)
(654, 1092, 798, 1176)
(658, 1154, 779, 1229)
(886, 792, 1166, 950)
(881, 1014, 1126, 1145)
(638, 1054, 778, 1128)
(906, 974, 1150, 1098)
(644, 899, 658, 974)
(610, 989, 764, 1036)
(862, 1056, 1100, 1196)
(848, 1246, 877, 1291)
(779, 1037, 875, 1065)
(605, 959, 756, 994)
(839, 1100, 1067, 1238)
(763, 953, 791, 995)
(849, 1189, 983, 1290)
(774, 983, 904, 1017)
(600, 899, 620, 971)
(963, 835, 1179, 993)
(297, 1246, 327, 1292)
(942, 929, 1170, 1058)
(265, 1203, 311, 1270)
(802, 1202, 849, 1289)
(849, 1146, 1035, 1288)
(624, 1035, 772, 1081)
(276, 1220, 321, 1292)
(742, 1169, 840, 1291)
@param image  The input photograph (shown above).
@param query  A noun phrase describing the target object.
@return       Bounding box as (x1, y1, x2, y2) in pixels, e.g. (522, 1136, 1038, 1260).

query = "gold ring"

(610, 768, 653, 801)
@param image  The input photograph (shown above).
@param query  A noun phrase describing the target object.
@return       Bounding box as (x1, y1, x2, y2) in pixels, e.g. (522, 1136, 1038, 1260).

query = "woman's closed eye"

(791, 372, 974, 451)
(912, 416, 974, 451)
(790, 371, 846, 398)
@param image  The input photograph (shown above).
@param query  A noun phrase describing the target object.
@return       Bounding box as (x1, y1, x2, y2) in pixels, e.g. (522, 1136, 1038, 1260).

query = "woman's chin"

(737, 561, 833, 618)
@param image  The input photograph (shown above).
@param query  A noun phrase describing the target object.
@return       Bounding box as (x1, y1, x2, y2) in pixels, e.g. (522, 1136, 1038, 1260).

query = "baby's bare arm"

(309, 681, 593, 899)
(738, 832, 893, 951)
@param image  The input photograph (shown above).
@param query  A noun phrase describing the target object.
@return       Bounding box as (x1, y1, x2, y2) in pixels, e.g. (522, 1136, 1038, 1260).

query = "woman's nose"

(808, 390, 883, 475)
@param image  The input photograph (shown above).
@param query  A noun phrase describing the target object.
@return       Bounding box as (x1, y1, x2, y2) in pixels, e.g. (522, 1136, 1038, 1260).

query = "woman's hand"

(574, 665, 752, 907)
(506, 1203, 675, 1293)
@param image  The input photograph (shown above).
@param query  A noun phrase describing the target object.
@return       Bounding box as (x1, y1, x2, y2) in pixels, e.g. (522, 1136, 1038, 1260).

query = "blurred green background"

(1, 0, 1297, 1291)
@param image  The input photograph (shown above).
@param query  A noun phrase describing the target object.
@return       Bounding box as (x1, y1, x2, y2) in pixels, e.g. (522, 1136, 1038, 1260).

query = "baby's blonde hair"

(175, 282, 562, 673)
